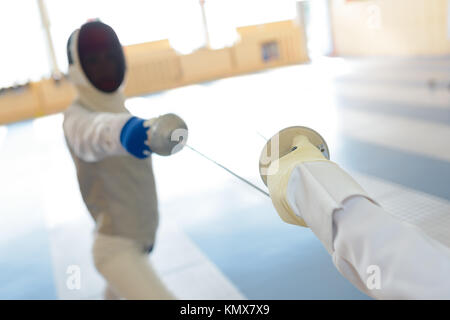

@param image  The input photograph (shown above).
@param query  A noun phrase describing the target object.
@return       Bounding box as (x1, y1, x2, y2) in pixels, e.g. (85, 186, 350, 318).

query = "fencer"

(63, 21, 187, 300)
(260, 127, 450, 299)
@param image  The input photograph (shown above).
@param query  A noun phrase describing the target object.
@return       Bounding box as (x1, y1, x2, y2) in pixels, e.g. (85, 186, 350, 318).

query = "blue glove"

(120, 116, 151, 159)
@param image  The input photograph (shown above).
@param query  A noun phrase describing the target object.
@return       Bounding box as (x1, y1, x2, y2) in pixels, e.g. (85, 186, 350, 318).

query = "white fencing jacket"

(63, 28, 159, 251)
(286, 162, 450, 299)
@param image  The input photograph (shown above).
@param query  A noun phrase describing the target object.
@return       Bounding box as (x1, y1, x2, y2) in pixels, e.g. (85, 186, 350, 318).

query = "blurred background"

(0, 0, 449, 299)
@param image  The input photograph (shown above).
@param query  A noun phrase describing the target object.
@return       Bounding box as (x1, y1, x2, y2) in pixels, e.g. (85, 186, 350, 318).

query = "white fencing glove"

(145, 113, 188, 156)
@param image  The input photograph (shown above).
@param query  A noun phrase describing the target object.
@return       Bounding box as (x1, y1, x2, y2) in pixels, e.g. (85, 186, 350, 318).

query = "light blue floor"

(0, 122, 57, 299)
(172, 192, 369, 299)
(335, 136, 450, 201)
(1, 56, 449, 299)
(336, 96, 450, 126)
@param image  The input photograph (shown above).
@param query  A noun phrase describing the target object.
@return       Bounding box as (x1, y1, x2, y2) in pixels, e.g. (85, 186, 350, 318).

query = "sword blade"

(185, 144, 270, 198)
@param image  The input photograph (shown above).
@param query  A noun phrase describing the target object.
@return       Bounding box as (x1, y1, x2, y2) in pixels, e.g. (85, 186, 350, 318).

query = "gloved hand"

(145, 113, 188, 156)
(267, 135, 328, 227)
(264, 129, 374, 254)
(120, 116, 151, 159)
(120, 114, 188, 159)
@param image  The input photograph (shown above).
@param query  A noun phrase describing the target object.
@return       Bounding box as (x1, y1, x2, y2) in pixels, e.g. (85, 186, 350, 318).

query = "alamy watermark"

(366, 264, 381, 290)
(66, 265, 81, 290)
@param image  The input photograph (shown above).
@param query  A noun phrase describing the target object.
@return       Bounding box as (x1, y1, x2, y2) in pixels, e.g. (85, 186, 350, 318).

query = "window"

(262, 41, 280, 62)
(204, 0, 297, 49)
(0, 0, 50, 87)
(0, 0, 298, 87)
(45, 0, 206, 71)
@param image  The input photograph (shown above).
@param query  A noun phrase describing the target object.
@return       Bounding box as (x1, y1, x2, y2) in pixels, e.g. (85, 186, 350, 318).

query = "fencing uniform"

(64, 21, 187, 299)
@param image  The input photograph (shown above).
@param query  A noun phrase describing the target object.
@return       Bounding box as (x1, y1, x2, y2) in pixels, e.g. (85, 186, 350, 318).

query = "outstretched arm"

(332, 195, 450, 299)
(266, 132, 450, 299)
(64, 105, 188, 162)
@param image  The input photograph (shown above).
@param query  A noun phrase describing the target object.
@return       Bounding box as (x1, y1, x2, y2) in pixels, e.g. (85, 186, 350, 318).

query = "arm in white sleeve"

(286, 162, 450, 299)
(332, 196, 450, 299)
(63, 103, 132, 162)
